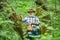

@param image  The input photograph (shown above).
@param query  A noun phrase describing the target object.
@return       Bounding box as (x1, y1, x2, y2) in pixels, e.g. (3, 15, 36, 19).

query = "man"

(22, 9, 40, 40)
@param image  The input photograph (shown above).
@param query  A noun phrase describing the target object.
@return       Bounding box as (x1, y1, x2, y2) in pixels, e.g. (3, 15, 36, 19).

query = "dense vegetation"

(0, 0, 60, 40)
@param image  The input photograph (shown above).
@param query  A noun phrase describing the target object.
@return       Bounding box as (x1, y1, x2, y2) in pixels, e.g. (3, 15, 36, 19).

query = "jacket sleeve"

(22, 17, 27, 22)
(35, 17, 40, 26)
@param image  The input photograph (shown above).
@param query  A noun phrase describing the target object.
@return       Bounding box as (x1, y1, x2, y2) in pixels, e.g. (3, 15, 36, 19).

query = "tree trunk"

(35, 0, 52, 34)
(9, 12, 24, 40)
(35, 0, 48, 16)
(35, 4, 43, 16)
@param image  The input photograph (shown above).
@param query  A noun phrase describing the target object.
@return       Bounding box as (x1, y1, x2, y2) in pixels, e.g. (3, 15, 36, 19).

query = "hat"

(28, 9, 35, 13)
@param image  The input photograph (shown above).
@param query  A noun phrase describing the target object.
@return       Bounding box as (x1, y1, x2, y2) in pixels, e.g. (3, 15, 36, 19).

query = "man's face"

(29, 12, 34, 17)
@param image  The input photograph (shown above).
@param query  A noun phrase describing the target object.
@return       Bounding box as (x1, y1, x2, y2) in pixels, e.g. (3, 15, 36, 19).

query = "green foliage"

(0, 0, 60, 40)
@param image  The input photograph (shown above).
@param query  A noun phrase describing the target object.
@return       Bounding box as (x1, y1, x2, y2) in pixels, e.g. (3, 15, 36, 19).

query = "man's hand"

(31, 22, 36, 25)
(26, 25, 33, 31)
(36, 26, 40, 29)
